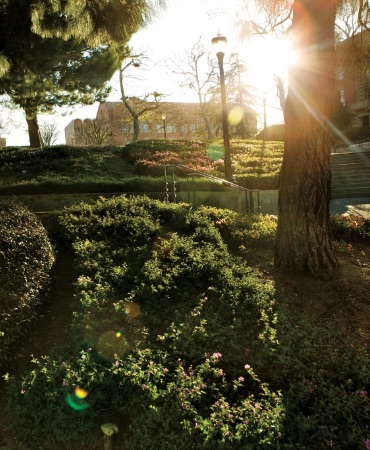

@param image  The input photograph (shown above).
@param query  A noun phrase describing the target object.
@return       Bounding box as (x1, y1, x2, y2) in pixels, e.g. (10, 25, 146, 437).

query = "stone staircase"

(331, 150, 370, 199)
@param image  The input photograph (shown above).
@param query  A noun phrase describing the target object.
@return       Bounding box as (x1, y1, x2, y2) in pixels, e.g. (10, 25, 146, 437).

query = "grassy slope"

(0, 140, 284, 195)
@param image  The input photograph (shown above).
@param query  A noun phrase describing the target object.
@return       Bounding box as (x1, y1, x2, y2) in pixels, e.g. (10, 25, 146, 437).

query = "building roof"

(99, 102, 122, 110)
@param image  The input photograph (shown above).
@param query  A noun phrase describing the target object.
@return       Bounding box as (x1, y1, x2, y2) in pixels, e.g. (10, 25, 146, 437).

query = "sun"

(242, 35, 297, 87)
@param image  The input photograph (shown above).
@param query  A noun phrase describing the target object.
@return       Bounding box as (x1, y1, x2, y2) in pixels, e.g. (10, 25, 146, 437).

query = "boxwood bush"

(0, 201, 55, 367)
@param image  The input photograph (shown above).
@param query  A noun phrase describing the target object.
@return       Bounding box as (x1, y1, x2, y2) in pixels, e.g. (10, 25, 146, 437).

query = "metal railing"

(164, 164, 260, 214)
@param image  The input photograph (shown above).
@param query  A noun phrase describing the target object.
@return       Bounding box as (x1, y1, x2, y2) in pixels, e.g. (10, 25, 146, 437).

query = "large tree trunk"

(274, 0, 338, 275)
(25, 107, 42, 148)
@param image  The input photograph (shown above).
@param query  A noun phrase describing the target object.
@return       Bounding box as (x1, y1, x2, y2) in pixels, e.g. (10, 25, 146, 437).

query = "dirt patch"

(0, 244, 77, 449)
(247, 240, 370, 346)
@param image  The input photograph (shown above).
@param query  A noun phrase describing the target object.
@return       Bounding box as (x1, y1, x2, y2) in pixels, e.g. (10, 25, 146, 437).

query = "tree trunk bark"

(25, 107, 42, 148)
(274, 0, 338, 275)
(133, 115, 140, 141)
(275, 74, 286, 122)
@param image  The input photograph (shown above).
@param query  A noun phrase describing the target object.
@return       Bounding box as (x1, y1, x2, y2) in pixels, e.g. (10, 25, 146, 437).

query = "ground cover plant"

(0, 201, 55, 368)
(5, 196, 370, 449)
(124, 139, 283, 189)
(0, 145, 137, 195)
(0, 139, 283, 195)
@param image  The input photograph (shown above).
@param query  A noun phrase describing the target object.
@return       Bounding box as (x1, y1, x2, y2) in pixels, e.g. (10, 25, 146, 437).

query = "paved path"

(330, 197, 370, 218)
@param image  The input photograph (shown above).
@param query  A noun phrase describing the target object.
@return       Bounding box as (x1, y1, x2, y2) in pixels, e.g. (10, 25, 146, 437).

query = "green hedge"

(236, 174, 279, 190)
(0, 201, 55, 367)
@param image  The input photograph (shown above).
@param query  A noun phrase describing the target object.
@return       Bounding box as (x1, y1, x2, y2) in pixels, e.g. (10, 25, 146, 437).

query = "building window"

(339, 89, 345, 106)
(157, 124, 162, 133)
(358, 85, 364, 100)
(141, 123, 149, 133)
(167, 124, 175, 133)
(338, 67, 344, 81)
(365, 85, 370, 99)
(180, 124, 187, 133)
(361, 115, 369, 127)
(122, 123, 129, 133)
(189, 124, 196, 132)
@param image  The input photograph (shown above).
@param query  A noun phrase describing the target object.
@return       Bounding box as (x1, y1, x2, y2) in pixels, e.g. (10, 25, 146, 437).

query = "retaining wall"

(0, 190, 279, 215)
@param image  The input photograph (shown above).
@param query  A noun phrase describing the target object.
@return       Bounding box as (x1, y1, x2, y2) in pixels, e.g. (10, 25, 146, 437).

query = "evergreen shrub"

(7, 196, 369, 449)
(0, 201, 55, 367)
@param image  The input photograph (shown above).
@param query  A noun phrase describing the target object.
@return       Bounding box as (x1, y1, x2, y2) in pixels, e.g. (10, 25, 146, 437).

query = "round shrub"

(0, 200, 55, 366)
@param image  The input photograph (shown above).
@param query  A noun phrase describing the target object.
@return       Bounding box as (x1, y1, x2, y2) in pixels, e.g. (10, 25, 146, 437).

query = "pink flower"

(245, 364, 251, 370)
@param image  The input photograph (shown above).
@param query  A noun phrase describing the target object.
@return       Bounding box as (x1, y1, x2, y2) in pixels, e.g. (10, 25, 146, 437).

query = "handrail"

(171, 164, 254, 191)
(163, 164, 260, 213)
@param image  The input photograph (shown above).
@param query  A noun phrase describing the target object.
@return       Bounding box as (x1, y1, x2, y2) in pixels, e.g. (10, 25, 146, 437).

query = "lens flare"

(66, 388, 90, 411)
(75, 387, 88, 399)
(228, 106, 244, 126)
(97, 330, 129, 360)
(207, 143, 224, 162)
(124, 302, 141, 318)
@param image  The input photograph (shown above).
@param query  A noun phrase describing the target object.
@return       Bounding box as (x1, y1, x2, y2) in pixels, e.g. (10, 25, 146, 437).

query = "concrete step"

(332, 163, 370, 169)
(331, 187, 370, 198)
(332, 183, 370, 190)
(331, 156, 370, 165)
(331, 163, 370, 170)
(332, 172, 370, 179)
(331, 150, 370, 201)
(331, 149, 370, 157)
(332, 144, 370, 153)
(332, 176, 370, 183)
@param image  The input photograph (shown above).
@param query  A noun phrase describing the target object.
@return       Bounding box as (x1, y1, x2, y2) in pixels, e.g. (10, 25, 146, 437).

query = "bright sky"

(2, 0, 292, 146)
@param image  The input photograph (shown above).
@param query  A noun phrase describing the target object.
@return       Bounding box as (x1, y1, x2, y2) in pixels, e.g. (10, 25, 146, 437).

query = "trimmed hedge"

(0, 201, 55, 367)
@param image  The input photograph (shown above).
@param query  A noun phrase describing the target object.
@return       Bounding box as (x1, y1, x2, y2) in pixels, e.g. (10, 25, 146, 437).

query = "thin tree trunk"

(275, 74, 286, 122)
(201, 111, 213, 139)
(274, 0, 338, 275)
(25, 107, 42, 148)
(133, 115, 140, 141)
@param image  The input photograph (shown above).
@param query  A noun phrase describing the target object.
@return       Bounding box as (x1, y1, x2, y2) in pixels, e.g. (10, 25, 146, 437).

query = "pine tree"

(0, 0, 162, 146)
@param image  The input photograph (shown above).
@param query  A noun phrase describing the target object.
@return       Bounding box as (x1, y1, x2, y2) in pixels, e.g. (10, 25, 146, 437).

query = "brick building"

(336, 31, 370, 131)
(65, 101, 215, 145)
(65, 100, 257, 146)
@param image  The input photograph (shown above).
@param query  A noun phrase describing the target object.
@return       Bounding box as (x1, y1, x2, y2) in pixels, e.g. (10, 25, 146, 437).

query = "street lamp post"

(212, 34, 236, 183)
(162, 114, 167, 139)
(263, 97, 267, 144)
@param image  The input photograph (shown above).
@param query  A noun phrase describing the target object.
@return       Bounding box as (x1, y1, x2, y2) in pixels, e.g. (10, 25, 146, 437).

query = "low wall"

(0, 190, 279, 215)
